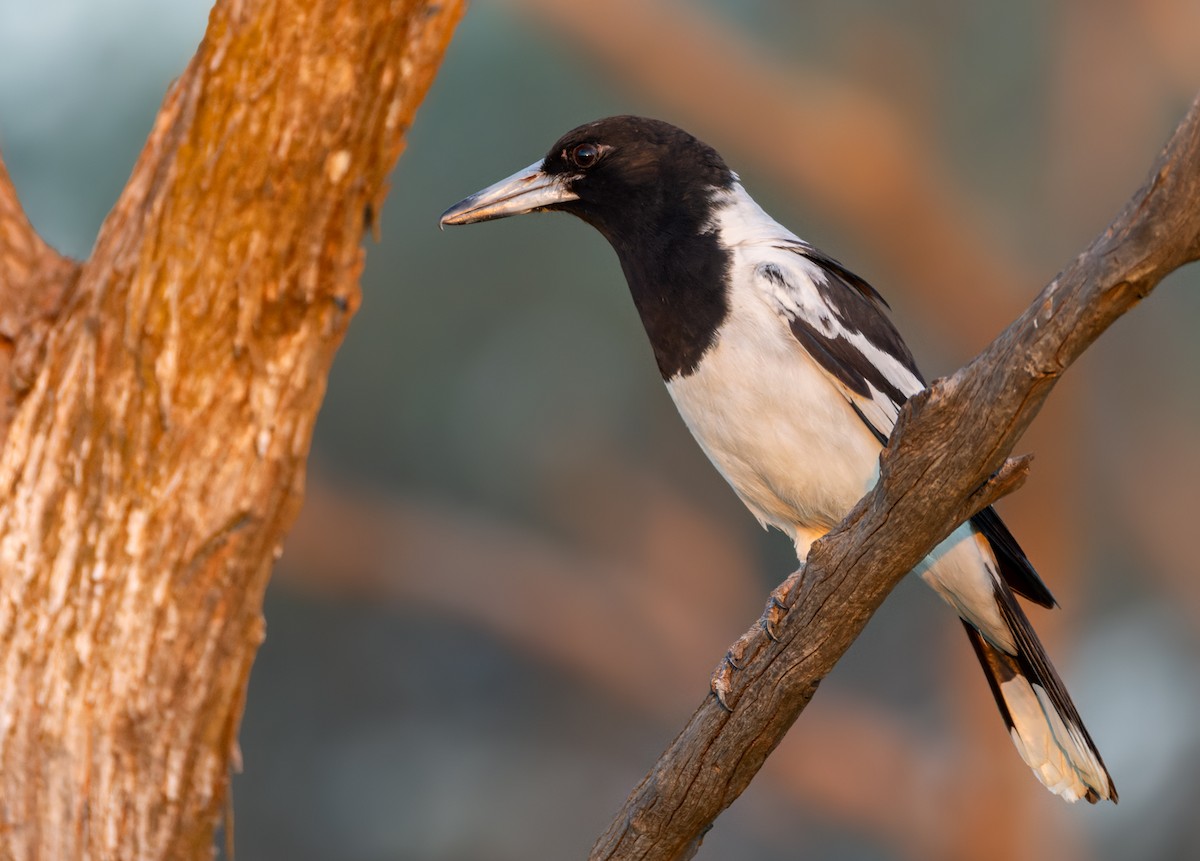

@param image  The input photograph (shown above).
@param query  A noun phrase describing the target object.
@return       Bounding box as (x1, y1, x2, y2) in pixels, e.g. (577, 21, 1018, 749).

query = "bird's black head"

(537, 116, 734, 243)
(440, 117, 737, 381)
(440, 116, 734, 247)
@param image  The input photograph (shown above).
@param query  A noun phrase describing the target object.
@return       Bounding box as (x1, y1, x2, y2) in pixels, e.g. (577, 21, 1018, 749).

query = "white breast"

(665, 265, 883, 546)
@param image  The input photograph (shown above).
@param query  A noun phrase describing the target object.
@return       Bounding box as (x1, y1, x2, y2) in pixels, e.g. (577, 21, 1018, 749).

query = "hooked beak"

(439, 161, 580, 227)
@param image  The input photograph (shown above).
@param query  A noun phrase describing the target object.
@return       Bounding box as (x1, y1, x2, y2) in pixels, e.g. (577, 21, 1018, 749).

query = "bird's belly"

(665, 323, 882, 541)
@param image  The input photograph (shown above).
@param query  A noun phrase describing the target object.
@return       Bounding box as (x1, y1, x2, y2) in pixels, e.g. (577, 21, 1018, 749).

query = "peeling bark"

(0, 1, 464, 858)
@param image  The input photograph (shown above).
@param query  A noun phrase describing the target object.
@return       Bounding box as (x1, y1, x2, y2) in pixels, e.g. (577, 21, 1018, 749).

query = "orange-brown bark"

(0, 156, 80, 444)
(0, 1, 464, 858)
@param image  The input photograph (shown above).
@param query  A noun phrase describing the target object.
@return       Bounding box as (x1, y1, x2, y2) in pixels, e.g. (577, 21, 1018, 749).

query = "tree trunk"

(0, 1, 464, 858)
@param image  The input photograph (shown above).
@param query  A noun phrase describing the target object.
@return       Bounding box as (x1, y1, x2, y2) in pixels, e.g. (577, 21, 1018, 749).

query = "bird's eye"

(570, 142, 601, 169)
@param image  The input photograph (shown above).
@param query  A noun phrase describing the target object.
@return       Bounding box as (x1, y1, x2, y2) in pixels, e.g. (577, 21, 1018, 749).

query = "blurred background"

(2, 1, 1199, 859)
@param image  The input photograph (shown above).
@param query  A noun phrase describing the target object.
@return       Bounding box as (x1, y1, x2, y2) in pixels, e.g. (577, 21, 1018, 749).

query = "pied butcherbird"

(440, 115, 1115, 803)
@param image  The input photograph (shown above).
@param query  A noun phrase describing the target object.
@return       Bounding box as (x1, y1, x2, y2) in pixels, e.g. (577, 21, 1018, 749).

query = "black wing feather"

(795, 247, 923, 392)
(762, 249, 922, 408)
(786, 314, 875, 399)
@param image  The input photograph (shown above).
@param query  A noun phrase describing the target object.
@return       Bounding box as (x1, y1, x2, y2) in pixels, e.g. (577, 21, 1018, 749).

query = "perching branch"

(589, 92, 1200, 861)
(0, 2, 464, 859)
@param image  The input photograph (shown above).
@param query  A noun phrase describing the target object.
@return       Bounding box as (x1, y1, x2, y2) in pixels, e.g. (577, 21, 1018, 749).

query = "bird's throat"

(612, 228, 731, 382)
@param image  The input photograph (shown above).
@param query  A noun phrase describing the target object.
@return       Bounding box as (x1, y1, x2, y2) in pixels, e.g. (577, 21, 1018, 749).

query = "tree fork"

(0, 1, 464, 858)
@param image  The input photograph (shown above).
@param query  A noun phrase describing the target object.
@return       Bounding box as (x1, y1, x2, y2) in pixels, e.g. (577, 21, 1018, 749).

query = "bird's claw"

(710, 568, 805, 710)
(711, 635, 752, 710)
(761, 568, 804, 641)
(762, 594, 789, 642)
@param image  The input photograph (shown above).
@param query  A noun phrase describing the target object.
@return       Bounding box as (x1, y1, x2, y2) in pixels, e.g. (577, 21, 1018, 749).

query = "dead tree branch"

(590, 92, 1200, 861)
(0, 1, 464, 858)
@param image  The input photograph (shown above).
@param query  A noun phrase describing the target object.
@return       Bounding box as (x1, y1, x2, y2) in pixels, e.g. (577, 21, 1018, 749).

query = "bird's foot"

(761, 569, 801, 641)
(711, 567, 805, 710)
(711, 635, 750, 710)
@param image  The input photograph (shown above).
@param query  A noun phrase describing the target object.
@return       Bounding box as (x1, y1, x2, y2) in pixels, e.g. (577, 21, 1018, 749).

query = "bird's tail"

(963, 594, 1117, 804)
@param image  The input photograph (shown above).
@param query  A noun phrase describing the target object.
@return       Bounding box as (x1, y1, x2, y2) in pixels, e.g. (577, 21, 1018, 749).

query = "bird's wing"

(753, 243, 924, 441)
(752, 243, 1055, 607)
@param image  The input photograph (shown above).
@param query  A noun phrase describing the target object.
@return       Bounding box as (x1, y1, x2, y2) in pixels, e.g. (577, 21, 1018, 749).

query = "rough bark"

(0, 158, 80, 445)
(0, 1, 464, 859)
(590, 92, 1200, 861)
